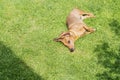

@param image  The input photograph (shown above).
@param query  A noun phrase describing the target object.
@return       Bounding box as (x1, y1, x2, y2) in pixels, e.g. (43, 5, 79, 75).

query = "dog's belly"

(75, 28, 86, 37)
(69, 27, 86, 38)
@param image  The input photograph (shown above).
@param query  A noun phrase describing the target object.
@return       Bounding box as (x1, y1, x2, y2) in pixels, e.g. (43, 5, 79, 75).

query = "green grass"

(0, 0, 120, 80)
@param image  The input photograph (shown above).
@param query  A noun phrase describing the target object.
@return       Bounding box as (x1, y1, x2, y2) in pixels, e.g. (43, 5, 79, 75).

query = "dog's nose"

(70, 48, 74, 52)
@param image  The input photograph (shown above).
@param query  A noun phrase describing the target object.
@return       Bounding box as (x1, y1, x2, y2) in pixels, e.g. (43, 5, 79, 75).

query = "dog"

(54, 8, 96, 52)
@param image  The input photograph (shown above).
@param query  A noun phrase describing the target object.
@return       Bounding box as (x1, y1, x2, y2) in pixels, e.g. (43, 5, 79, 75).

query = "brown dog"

(54, 8, 96, 52)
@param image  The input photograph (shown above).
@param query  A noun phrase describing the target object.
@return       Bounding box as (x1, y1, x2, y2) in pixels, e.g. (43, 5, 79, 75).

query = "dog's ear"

(60, 32, 70, 37)
(54, 32, 70, 42)
(53, 37, 63, 42)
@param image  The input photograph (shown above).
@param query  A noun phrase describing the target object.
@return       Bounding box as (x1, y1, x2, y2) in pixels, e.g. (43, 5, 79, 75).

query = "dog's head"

(54, 32, 75, 52)
(71, 8, 95, 20)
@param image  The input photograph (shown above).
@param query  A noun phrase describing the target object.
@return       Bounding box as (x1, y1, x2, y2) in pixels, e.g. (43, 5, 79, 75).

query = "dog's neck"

(69, 30, 79, 40)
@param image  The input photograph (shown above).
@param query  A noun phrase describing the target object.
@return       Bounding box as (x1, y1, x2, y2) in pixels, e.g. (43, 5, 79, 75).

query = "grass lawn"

(0, 0, 120, 80)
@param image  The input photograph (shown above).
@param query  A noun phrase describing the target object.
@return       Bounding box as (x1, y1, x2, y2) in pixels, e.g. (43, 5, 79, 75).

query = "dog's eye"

(68, 40, 70, 44)
(82, 14, 88, 16)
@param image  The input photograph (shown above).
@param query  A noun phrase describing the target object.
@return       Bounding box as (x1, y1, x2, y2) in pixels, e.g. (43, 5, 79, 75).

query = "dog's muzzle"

(70, 48, 74, 52)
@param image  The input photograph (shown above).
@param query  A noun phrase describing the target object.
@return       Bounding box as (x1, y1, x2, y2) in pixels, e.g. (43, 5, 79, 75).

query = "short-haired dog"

(54, 8, 96, 52)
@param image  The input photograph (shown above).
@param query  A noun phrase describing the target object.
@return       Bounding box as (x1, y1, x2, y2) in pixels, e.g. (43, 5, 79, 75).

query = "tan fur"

(54, 8, 96, 52)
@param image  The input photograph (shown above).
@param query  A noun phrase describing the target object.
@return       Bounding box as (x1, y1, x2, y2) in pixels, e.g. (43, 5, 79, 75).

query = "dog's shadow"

(94, 42, 120, 80)
(0, 41, 44, 80)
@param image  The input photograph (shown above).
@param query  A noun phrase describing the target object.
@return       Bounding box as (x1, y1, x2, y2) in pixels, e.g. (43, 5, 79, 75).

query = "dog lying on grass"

(54, 8, 96, 52)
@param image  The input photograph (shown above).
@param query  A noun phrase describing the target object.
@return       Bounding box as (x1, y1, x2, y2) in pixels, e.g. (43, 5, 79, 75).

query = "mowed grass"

(0, 0, 120, 80)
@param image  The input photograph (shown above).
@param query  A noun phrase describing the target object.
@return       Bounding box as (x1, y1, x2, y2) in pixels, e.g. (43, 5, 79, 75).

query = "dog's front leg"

(83, 26, 96, 33)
